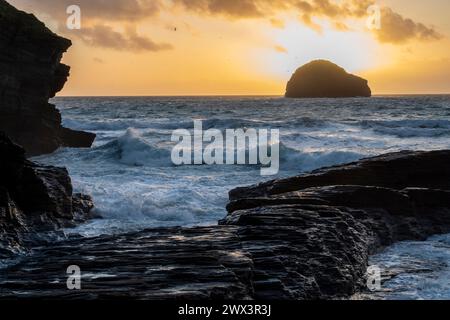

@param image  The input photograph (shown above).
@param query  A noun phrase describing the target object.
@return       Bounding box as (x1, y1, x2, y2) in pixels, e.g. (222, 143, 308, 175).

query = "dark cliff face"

(0, 0, 95, 156)
(285, 60, 372, 98)
(0, 133, 93, 257)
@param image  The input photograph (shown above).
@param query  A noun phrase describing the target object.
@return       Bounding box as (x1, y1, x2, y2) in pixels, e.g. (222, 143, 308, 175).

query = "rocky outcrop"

(285, 60, 371, 98)
(229, 150, 450, 200)
(1, 150, 449, 299)
(0, 0, 95, 156)
(0, 132, 94, 258)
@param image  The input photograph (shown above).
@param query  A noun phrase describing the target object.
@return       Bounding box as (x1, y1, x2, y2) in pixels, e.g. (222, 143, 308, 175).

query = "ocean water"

(34, 95, 450, 299)
(362, 233, 450, 300)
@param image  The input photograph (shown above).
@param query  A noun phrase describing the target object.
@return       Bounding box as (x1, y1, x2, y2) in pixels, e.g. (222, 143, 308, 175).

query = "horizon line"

(54, 93, 450, 98)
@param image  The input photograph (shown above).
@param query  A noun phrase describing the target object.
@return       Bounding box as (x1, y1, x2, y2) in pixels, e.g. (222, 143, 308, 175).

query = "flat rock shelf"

(1, 150, 450, 300)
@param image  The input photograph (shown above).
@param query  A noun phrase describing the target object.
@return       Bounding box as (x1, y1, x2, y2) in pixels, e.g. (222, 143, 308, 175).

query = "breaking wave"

(79, 128, 173, 167)
(279, 143, 364, 172)
(76, 128, 364, 173)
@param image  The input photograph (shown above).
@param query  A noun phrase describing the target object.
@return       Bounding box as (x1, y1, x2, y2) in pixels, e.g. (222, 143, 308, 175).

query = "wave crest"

(279, 143, 364, 172)
(360, 119, 450, 138)
(83, 128, 172, 167)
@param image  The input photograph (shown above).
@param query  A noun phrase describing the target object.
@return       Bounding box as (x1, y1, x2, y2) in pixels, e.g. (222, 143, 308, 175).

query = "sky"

(8, 0, 450, 96)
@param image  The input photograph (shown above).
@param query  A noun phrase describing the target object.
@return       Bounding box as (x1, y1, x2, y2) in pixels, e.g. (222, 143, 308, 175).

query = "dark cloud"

(178, 0, 263, 18)
(175, 0, 370, 20)
(9, 0, 170, 52)
(374, 8, 442, 44)
(174, 0, 443, 44)
(74, 25, 173, 52)
(176, 0, 255, 18)
(8, 0, 443, 47)
(10, 0, 159, 21)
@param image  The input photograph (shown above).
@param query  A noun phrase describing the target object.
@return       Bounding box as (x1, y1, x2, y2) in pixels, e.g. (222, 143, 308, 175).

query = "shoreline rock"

(285, 60, 371, 98)
(0, 133, 94, 258)
(229, 150, 450, 200)
(1, 150, 449, 299)
(0, 0, 95, 156)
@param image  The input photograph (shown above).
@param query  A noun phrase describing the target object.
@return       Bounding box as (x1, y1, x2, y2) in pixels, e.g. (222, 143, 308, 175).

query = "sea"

(32, 95, 450, 299)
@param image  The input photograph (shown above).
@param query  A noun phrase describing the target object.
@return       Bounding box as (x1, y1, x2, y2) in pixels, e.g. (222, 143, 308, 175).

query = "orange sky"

(9, 0, 450, 96)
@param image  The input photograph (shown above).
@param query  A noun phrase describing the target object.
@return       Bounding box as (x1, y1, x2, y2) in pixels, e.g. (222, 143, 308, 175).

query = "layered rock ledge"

(1, 150, 449, 299)
(0, 0, 95, 156)
(0, 133, 94, 259)
(285, 60, 371, 98)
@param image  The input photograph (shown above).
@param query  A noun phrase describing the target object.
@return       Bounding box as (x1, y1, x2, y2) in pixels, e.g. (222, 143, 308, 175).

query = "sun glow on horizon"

(261, 20, 389, 80)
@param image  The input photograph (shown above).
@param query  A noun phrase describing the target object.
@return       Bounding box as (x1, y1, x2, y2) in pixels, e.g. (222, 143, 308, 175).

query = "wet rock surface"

(229, 150, 450, 200)
(0, 133, 94, 258)
(0, 0, 95, 156)
(1, 150, 449, 299)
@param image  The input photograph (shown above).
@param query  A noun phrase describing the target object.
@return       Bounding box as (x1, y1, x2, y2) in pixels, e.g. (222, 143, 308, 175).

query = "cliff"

(285, 60, 371, 98)
(1, 150, 450, 299)
(0, 0, 95, 156)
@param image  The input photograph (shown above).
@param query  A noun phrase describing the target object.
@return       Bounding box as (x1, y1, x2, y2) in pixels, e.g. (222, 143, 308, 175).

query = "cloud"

(10, 0, 160, 21)
(374, 8, 443, 44)
(175, 0, 373, 20)
(299, 13, 323, 33)
(176, 0, 268, 18)
(174, 0, 442, 44)
(9, 0, 444, 47)
(274, 45, 288, 53)
(333, 21, 350, 31)
(9, 0, 170, 52)
(74, 25, 173, 52)
(12, 0, 365, 21)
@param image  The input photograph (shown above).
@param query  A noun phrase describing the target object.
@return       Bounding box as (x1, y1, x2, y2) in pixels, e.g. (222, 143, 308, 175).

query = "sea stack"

(0, 0, 95, 156)
(285, 60, 371, 98)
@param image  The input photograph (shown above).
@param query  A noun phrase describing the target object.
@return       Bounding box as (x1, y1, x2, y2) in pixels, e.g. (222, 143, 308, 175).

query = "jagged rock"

(1, 150, 449, 299)
(285, 60, 371, 98)
(0, 132, 94, 257)
(0, 0, 95, 156)
(229, 150, 450, 200)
